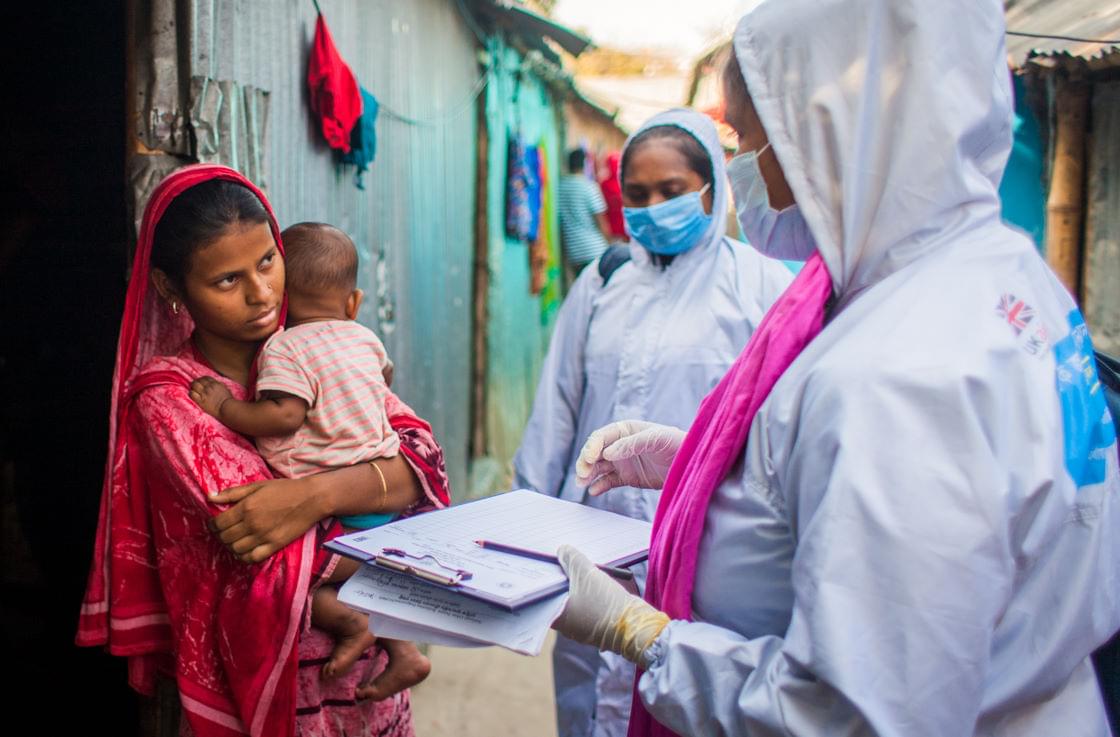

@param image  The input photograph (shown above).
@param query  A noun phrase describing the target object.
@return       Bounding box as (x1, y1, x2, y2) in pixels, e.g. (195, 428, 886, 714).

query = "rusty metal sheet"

(133, 0, 192, 155)
(1005, 0, 1120, 63)
(1083, 79, 1120, 353)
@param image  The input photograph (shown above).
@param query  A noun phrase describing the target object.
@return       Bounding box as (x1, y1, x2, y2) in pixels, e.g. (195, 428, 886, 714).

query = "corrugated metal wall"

(176, 0, 481, 494)
(479, 37, 563, 492)
(1004, 0, 1120, 62)
(1016, 51, 1120, 354)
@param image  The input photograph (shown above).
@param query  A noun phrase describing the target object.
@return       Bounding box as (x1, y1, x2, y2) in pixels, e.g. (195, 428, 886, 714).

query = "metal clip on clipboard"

(372, 547, 474, 587)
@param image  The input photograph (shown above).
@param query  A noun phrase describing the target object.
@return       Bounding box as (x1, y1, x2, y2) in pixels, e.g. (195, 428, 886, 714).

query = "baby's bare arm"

(325, 555, 361, 584)
(221, 392, 308, 437)
(190, 377, 308, 437)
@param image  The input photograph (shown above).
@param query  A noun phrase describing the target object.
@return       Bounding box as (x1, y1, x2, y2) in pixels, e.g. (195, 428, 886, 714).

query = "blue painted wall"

(479, 38, 564, 491)
(999, 73, 1047, 250)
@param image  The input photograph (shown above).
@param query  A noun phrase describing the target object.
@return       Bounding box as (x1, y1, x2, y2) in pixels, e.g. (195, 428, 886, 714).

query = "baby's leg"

(355, 638, 431, 701)
(312, 585, 377, 679)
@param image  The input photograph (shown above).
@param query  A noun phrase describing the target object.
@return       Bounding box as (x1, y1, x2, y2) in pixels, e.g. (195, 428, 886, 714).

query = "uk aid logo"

(1053, 310, 1116, 487)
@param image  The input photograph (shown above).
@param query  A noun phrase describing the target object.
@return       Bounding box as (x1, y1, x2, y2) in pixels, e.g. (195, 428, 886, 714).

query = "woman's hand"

(209, 477, 325, 563)
(575, 421, 687, 495)
(210, 457, 425, 563)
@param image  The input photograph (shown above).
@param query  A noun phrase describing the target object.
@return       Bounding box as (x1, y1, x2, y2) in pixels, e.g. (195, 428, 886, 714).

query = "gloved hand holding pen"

(552, 545, 670, 666)
(557, 421, 680, 665)
(575, 420, 687, 495)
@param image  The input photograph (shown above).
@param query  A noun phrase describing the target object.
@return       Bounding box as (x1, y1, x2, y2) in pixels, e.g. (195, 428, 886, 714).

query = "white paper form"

(330, 489, 652, 609)
(339, 566, 568, 655)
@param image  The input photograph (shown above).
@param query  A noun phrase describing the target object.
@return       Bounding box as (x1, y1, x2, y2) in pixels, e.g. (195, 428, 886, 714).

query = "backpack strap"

(1096, 350, 1120, 431)
(1092, 349, 1120, 734)
(597, 244, 632, 286)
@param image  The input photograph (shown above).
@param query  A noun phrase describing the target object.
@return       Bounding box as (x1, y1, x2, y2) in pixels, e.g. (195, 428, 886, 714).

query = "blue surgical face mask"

(727, 142, 817, 261)
(623, 183, 713, 256)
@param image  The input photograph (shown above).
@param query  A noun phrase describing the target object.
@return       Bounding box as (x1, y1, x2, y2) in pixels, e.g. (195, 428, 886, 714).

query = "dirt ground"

(410, 633, 559, 737)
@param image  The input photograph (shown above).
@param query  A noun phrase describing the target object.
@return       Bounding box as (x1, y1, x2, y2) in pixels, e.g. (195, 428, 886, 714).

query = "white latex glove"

(575, 420, 687, 495)
(552, 545, 670, 666)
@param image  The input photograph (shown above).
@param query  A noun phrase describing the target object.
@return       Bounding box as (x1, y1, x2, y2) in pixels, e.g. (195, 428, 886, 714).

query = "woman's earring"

(171, 301, 180, 315)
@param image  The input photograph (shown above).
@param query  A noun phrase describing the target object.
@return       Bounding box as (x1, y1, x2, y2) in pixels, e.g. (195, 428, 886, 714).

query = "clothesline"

(1007, 29, 1120, 45)
(376, 45, 560, 128)
(379, 69, 490, 127)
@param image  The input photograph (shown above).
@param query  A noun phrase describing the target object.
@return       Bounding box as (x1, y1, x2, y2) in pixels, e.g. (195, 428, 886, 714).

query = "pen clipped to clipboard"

(372, 548, 474, 587)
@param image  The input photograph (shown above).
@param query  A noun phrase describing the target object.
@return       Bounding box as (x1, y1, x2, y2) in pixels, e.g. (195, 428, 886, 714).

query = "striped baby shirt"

(254, 320, 399, 479)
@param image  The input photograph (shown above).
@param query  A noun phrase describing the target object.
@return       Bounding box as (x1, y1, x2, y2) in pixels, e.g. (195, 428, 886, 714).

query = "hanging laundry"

(341, 86, 380, 189)
(535, 144, 562, 313)
(524, 144, 542, 243)
(307, 13, 362, 153)
(599, 151, 627, 240)
(528, 145, 547, 295)
(505, 134, 531, 240)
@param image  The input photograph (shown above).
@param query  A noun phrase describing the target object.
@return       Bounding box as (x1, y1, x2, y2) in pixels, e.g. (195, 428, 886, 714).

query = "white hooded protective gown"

(637, 2, 1120, 736)
(514, 109, 792, 737)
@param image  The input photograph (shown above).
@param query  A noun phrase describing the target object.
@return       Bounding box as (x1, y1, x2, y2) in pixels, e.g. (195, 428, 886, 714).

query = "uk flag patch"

(997, 294, 1035, 336)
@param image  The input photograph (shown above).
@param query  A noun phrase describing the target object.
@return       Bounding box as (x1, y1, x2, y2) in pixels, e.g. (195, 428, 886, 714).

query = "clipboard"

(325, 539, 615, 610)
(325, 490, 652, 611)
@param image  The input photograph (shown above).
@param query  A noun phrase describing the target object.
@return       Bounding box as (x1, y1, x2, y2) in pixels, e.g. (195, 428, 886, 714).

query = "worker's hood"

(733, 0, 1013, 299)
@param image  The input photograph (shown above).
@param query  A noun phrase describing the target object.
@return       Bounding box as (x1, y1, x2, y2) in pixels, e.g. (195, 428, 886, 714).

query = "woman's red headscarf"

(77, 164, 309, 737)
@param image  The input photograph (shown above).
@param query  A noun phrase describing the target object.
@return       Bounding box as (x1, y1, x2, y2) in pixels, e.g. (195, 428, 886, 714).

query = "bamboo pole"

(470, 88, 491, 460)
(1045, 71, 1090, 299)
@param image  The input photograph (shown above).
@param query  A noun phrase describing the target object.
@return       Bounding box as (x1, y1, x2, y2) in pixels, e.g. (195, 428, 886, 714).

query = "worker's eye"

(623, 187, 649, 206)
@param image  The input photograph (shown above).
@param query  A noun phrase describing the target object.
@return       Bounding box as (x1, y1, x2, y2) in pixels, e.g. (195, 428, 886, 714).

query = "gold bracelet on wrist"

(369, 460, 389, 511)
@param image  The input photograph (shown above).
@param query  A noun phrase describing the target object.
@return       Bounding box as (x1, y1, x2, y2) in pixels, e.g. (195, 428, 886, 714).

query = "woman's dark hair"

(721, 49, 750, 114)
(151, 178, 271, 285)
(620, 125, 713, 188)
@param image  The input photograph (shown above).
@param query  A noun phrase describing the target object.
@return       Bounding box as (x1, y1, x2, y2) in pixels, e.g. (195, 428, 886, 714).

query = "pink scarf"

(628, 252, 834, 737)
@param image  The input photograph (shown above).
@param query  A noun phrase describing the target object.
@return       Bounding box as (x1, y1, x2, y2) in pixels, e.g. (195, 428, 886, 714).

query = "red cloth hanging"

(307, 14, 362, 153)
(599, 152, 627, 239)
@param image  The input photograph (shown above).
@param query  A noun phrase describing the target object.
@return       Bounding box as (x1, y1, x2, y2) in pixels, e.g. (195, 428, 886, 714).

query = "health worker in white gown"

(514, 108, 793, 737)
(552, 1, 1120, 736)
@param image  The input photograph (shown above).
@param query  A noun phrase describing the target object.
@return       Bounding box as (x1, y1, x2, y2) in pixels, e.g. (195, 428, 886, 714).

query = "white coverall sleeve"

(513, 265, 601, 498)
(638, 369, 1016, 736)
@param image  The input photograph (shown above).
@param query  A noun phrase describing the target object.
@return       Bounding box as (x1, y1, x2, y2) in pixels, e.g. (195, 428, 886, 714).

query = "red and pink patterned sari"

(77, 164, 449, 737)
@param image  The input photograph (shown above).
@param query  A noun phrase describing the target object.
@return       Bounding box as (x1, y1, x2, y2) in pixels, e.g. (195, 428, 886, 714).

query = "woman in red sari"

(77, 164, 450, 737)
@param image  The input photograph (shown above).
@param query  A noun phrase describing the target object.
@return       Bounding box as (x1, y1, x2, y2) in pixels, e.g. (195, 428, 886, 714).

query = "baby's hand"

(190, 376, 233, 419)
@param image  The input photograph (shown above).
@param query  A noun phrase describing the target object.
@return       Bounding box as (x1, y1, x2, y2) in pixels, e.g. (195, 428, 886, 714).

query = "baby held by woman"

(190, 222, 428, 687)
